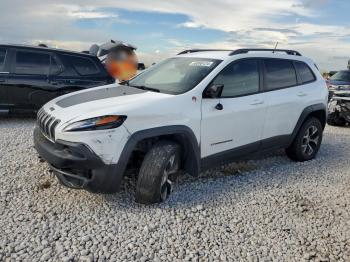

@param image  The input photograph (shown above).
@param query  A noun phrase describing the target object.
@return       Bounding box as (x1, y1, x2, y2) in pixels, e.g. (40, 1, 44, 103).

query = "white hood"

(42, 84, 171, 124)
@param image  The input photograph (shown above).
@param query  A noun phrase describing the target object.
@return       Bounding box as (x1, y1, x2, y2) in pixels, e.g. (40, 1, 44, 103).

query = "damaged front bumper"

(328, 98, 350, 123)
(33, 126, 123, 193)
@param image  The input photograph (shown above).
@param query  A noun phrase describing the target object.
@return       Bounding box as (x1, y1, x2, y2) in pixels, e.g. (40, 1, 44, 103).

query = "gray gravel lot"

(1, 118, 350, 261)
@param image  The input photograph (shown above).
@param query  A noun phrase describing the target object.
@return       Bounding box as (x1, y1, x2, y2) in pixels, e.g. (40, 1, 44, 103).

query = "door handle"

(250, 100, 264, 105)
(297, 92, 307, 97)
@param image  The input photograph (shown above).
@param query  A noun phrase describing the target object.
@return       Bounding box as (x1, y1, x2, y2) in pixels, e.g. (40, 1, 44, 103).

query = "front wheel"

(286, 117, 323, 162)
(135, 141, 180, 204)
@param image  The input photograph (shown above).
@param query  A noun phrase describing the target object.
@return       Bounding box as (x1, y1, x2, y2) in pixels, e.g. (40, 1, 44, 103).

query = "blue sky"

(0, 0, 350, 70)
(74, 9, 228, 53)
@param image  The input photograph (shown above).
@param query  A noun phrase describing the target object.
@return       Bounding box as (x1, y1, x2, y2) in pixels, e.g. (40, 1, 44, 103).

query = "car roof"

(176, 49, 314, 64)
(0, 43, 96, 58)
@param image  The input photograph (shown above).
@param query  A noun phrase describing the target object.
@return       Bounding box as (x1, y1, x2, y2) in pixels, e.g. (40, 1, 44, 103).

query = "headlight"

(64, 115, 127, 132)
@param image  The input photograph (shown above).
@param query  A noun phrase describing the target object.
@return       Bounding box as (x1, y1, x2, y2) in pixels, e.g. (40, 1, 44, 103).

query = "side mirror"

(203, 84, 223, 98)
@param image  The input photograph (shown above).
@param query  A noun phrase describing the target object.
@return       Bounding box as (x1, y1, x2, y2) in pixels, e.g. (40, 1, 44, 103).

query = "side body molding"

(117, 103, 326, 182)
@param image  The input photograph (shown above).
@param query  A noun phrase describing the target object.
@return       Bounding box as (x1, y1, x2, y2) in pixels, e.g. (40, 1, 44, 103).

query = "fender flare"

(117, 125, 201, 177)
(290, 103, 327, 145)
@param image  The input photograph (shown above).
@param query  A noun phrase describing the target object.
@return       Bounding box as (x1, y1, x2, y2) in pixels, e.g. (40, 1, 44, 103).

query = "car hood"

(42, 84, 171, 123)
(329, 80, 350, 86)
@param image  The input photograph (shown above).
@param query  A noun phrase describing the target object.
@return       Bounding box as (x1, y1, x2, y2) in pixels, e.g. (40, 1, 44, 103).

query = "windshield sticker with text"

(189, 61, 214, 67)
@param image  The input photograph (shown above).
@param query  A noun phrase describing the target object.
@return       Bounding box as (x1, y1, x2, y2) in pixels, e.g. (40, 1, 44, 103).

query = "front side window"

(128, 57, 221, 94)
(15, 51, 50, 75)
(67, 56, 99, 76)
(264, 59, 297, 90)
(0, 48, 6, 71)
(295, 61, 316, 84)
(212, 59, 260, 97)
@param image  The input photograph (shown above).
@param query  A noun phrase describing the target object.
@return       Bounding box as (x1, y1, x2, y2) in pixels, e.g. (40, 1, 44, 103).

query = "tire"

(327, 112, 346, 126)
(135, 140, 181, 204)
(286, 117, 323, 162)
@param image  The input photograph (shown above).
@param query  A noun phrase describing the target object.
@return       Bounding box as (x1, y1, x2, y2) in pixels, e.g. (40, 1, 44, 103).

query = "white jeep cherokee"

(34, 48, 328, 204)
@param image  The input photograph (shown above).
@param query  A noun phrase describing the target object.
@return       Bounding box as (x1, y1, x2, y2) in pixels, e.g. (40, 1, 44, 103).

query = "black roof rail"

(177, 49, 233, 55)
(230, 48, 302, 56)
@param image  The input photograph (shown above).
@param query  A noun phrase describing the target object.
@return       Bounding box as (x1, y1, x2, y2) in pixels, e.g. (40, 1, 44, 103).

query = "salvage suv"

(34, 48, 328, 204)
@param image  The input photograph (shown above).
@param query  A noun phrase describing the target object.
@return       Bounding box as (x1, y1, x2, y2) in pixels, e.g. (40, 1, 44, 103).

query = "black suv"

(0, 44, 114, 115)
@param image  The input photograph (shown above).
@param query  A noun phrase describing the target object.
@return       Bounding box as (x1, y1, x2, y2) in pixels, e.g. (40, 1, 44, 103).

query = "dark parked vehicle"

(327, 70, 350, 100)
(0, 44, 114, 115)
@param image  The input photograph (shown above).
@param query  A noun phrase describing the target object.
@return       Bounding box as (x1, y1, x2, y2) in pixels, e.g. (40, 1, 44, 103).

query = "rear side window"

(15, 51, 50, 75)
(295, 61, 316, 84)
(68, 56, 99, 76)
(0, 48, 6, 71)
(264, 59, 297, 90)
(213, 59, 260, 97)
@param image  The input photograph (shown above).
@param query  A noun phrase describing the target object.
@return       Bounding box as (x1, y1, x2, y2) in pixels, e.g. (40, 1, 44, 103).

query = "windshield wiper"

(130, 85, 160, 93)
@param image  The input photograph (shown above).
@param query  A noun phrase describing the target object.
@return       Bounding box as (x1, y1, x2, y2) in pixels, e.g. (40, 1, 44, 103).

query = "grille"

(37, 108, 61, 141)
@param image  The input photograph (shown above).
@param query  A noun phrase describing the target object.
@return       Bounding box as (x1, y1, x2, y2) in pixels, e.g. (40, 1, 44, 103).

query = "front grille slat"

(50, 120, 61, 140)
(36, 108, 60, 142)
(45, 117, 54, 137)
(41, 113, 50, 132)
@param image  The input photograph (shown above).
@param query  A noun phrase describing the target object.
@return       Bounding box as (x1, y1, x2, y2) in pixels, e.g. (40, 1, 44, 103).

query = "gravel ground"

(1, 118, 350, 262)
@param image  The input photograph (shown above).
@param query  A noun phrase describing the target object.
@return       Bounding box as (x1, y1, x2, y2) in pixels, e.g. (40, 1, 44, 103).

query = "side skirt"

(201, 135, 292, 171)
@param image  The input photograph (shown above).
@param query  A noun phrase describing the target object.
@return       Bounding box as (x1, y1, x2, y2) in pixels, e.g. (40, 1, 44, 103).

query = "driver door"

(201, 59, 267, 161)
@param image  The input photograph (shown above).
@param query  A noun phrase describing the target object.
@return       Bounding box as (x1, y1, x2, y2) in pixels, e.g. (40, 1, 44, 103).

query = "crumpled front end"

(328, 92, 350, 124)
(33, 126, 124, 193)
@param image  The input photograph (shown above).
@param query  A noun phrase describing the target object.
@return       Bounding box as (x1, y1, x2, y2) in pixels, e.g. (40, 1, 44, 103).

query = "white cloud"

(177, 22, 201, 29)
(0, 0, 349, 70)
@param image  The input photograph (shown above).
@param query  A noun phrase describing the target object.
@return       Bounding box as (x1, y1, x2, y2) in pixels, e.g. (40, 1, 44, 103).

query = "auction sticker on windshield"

(189, 61, 214, 67)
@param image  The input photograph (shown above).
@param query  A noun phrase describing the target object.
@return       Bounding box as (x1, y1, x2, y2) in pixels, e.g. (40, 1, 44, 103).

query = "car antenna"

(272, 42, 279, 53)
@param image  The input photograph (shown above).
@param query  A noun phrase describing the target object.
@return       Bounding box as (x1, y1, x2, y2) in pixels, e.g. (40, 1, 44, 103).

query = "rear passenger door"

(261, 58, 307, 145)
(7, 49, 51, 111)
(52, 54, 112, 92)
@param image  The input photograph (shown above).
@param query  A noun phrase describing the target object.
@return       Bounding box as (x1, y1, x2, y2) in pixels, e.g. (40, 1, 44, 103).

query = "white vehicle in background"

(34, 48, 328, 204)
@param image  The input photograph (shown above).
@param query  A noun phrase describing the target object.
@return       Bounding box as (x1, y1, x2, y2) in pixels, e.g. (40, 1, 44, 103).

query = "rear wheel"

(286, 117, 323, 162)
(135, 141, 180, 204)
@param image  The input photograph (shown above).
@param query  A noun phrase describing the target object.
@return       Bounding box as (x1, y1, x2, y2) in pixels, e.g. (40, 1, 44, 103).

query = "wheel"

(286, 117, 323, 162)
(327, 112, 346, 126)
(135, 141, 181, 204)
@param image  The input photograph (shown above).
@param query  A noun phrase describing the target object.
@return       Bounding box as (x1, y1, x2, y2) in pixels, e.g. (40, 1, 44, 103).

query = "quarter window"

(15, 51, 50, 75)
(295, 61, 316, 84)
(0, 48, 6, 71)
(264, 59, 297, 90)
(213, 59, 260, 97)
(68, 56, 99, 76)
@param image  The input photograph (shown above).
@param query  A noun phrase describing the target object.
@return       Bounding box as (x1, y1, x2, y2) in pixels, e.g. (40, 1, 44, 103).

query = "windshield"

(330, 70, 350, 82)
(128, 57, 221, 94)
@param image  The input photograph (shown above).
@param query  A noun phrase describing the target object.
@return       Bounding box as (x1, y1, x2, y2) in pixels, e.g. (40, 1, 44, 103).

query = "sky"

(0, 0, 350, 71)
